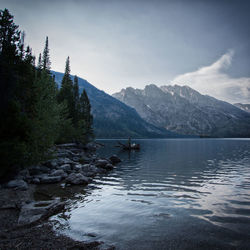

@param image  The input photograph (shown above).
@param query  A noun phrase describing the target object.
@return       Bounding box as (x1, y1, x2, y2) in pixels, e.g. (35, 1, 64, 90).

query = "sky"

(1, 0, 250, 103)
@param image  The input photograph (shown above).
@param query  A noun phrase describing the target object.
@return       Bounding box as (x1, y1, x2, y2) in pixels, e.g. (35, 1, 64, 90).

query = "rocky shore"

(0, 142, 120, 249)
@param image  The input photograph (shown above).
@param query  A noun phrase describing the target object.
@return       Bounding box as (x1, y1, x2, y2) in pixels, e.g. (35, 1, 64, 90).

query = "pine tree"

(0, 9, 64, 177)
(57, 57, 74, 116)
(79, 89, 94, 142)
(37, 53, 42, 69)
(73, 75, 80, 125)
(42, 36, 51, 72)
(56, 56, 75, 142)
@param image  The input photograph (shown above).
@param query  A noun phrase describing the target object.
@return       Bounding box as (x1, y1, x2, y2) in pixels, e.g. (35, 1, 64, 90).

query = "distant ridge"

(113, 84, 250, 138)
(234, 103, 250, 113)
(52, 71, 179, 138)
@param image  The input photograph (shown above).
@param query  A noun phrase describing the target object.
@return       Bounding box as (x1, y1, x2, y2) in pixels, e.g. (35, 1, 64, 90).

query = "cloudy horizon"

(1, 0, 250, 104)
(171, 50, 250, 104)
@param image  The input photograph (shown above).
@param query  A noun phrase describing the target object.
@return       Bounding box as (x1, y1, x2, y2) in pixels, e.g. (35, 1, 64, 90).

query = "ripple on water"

(51, 139, 250, 249)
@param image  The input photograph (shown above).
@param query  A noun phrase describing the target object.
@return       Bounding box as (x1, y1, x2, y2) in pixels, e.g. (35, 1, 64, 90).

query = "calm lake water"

(53, 139, 250, 249)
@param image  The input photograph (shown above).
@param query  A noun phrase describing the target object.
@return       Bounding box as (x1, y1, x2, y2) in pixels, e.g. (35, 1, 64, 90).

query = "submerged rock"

(109, 155, 122, 164)
(18, 200, 65, 225)
(102, 163, 114, 170)
(7, 180, 28, 191)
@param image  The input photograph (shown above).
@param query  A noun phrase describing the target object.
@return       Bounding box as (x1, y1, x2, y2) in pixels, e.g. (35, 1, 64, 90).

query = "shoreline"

(0, 142, 120, 249)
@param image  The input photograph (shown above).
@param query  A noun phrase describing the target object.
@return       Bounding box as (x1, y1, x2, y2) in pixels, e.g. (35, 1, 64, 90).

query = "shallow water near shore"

(52, 139, 250, 249)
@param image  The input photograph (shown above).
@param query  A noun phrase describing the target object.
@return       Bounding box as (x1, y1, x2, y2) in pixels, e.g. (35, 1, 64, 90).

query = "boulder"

(57, 157, 74, 166)
(29, 165, 50, 175)
(44, 159, 59, 168)
(58, 164, 71, 173)
(72, 164, 83, 172)
(39, 175, 62, 184)
(84, 142, 97, 151)
(19, 169, 30, 178)
(79, 156, 92, 164)
(65, 173, 89, 185)
(80, 164, 100, 177)
(50, 169, 67, 178)
(109, 155, 122, 164)
(7, 180, 28, 191)
(31, 178, 40, 184)
(95, 159, 110, 168)
(29, 166, 42, 176)
(102, 163, 114, 170)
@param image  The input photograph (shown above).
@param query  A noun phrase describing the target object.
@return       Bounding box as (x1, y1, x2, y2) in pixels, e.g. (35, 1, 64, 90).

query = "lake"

(53, 139, 250, 249)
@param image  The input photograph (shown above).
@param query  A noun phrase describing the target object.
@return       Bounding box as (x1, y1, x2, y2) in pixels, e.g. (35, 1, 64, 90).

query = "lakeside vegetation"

(0, 9, 93, 178)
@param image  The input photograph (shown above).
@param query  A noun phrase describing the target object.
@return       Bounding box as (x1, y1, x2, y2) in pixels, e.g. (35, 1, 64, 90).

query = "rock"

(57, 158, 74, 166)
(80, 164, 100, 177)
(19, 169, 30, 178)
(95, 159, 110, 168)
(57, 143, 78, 148)
(72, 164, 83, 172)
(58, 164, 72, 173)
(72, 156, 80, 162)
(31, 178, 40, 184)
(44, 159, 59, 168)
(79, 156, 92, 164)
(84, 142, 97, 151)
(39, 166, 51, 173)
(109, 155, 122, 164)
(29, 165, 50, 175)
(103, 163, 114, 170)
(7, 180, 28, 191)
(65, 173, 89, 185)
(40, 175, 62, 184)
(50, 169, 67, 178)
(18, 200, 65, 225)
(29, 166, 42, 176)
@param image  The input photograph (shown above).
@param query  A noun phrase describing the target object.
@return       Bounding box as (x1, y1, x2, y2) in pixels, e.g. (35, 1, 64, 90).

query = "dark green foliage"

(0, 9, 95, 178)
(73, 75, 80, 125)
(79, 90, 94, 141)
(57, 60, 94, 143)
(0, 9, 62, 178)
(42, 36, 51, 72)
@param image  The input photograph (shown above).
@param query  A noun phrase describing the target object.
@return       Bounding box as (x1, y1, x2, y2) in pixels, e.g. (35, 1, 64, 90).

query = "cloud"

(171, 50, 250, 104)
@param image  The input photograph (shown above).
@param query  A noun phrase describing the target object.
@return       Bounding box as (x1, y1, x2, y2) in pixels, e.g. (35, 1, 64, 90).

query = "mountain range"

(52, 71, 176, 138)
(52, 71, 250, 138)
(113, 84, 250, 138)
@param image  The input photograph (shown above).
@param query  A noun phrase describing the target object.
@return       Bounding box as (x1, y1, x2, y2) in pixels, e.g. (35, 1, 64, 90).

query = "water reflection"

(53, 139, 250, 249)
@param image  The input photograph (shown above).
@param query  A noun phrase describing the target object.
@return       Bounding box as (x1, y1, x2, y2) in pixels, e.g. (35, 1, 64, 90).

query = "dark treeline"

(0, 9, 93, 178)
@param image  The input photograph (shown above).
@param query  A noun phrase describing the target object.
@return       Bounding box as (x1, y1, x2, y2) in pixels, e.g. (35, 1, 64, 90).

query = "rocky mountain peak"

(113, 84, 250, 137)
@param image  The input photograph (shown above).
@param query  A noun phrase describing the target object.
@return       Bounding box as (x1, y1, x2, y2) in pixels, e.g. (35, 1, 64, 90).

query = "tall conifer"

(42, 36, 51, 72)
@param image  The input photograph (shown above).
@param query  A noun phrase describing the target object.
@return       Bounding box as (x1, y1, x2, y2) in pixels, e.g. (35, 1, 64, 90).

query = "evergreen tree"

(37, 53, 42, 69)
(56, 57, 75, 142)
(57, 56, 74, 117)
(0, 9, 63, 177)
(42, 36, 51, 72)
(79, 89, 94, 142)
(73, 75, 80, 125)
